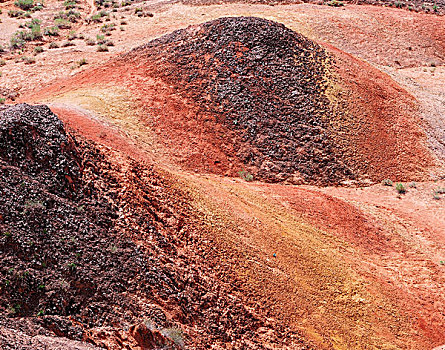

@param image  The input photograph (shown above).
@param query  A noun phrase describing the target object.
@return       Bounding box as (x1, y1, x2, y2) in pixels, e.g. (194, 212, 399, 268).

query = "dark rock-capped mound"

(127, 17, 355, 185)
(0, 104, 81, 197)
(0, 104, 310, 349)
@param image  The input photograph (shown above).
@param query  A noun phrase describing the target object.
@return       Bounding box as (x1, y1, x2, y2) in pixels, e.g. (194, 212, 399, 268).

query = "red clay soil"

(259, 183, 445, 345)
(0, 104, 313, 349)
(27, 103, 444, 350)
(16, 17, 445, 349)
(325, 44, 436, 182)
(31, 17, 437, 185)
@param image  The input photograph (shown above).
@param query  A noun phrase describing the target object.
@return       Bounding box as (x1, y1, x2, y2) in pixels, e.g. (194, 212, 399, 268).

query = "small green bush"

(11, 24, 42, 48)
(238, 170, 253, 182)
(382, 179, 393, 186)
(24, 18, 41, 28)
(10, 34, 25, 49)
(44, 26, 59, 36)
(85, 38, 96, 45)
(0, 98, 5, 104)
(100, 23, 115, 33)
(96, 34, 105, 44)
(8, 10, 27, 18)
(327, 0, 344, 6)
(78, 58, 87, 66)
(61, 41, 75, 47)
(88, 14, 103, 23)
(23, 56, 36, 64)
(55, 10, 81, 22)
(395, 183, 406, 194)
(67, 30, 77, 40)
(34, 45, 43, 53)
(55, 18, 71, 29)
(63, 0, 77, 9)
(49, 41, 59, 48)
(14, 0, 34, 11)
(96, 44, 108, 52)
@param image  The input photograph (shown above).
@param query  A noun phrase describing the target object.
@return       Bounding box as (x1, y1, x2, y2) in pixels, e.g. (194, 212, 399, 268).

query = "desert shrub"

(8, 10, 27, 18)
(78, 58, 87, 66)
(435, 188, 445, 194)
(100, 23, 115, 33)
(63, 0, 77, 9)
(0, 59, 6, 66)
(32, 3, 43, 11)
(61, 40, 75, 47)
(55, 18, 71, 29)
(10, 35, 25, 49)
(382, 179, 393, 186)
(88, 14, 103, 23)
(0, 98, 5, 104)
(55, 10, 81, 23)
(67, 30, 77, 40)
(395, 183, 406, 194)
(85, 38, 96, 45)
(25, 24, 42, 40)
(238, 170, 253, 182)
(34, 45, 43, 53)
(48, 41, 59, 48)
(96, 44, 108, 52)
(9, 27, 41, 49)
(433, 188, 445, 200)
(44, 26, 59, 36)
(22, 56, 35, 64)
(14, 0, 34, 10)
(327, 0, 344, 6)
(24, 18, 41, 28)
(96, 34, 105, 44)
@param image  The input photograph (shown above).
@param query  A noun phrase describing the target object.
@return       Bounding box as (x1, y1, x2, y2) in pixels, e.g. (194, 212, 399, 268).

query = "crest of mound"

(125, 16, 354, 185)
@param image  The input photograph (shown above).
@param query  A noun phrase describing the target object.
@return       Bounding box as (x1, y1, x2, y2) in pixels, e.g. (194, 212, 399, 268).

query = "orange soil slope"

(325, 44, 436, 182)
(21, 17, 445, 349)
(49, 104, 445, 350)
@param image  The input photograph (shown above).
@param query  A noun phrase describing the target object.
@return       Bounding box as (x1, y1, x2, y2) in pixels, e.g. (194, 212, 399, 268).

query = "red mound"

(33, 17, 436, 185)
(0, 104, 310, 349)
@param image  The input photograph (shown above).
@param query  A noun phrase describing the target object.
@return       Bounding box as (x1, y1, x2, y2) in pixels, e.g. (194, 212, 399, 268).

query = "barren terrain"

(0, 0, 444, 349)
